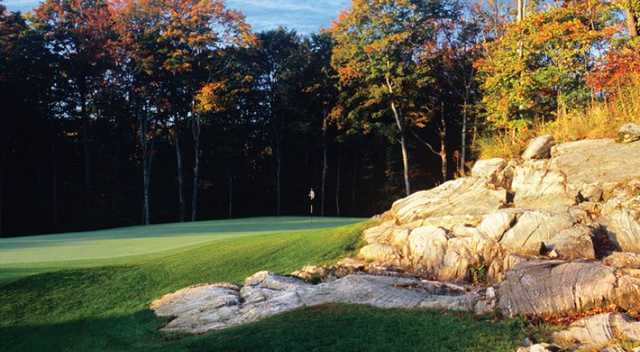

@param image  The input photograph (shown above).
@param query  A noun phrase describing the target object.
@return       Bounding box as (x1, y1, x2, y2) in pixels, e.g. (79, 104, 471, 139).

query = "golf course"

(0, 217, 526, 351)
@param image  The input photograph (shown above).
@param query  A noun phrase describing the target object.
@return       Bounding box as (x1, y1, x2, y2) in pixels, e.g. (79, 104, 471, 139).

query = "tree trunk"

(460, 91, 469, 177)
(351, 151, 357, 215)
(79, 87, 92, 217)
(275, 138, 282, 216)
(385, 76, 411, 196)
(227, 168, 233, 219)
(111, 138, 120, 221)
(516, 0, 523, 22)
(398, 131, 411, 196)
(191, 116, 201, 222)
(624, 1, 639, 37)
(139, 106, 153, 226)
(335, 149, 341, 217)
(0, 153, 4, 236)
(174, 123, 185, 222)
(320, 116, 328, 216)
(51, 137, 58, 230)
(440, 104, 448, 182)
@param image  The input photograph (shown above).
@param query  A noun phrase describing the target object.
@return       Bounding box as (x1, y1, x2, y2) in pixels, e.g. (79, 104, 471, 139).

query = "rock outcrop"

(618, 123, 640, 144)
(151, 271, 492, 333)
(522, 135, 555, 160)
(498, 260, 640, 317)
(153, 135, 640, 337)
(552, 313, 640, 350)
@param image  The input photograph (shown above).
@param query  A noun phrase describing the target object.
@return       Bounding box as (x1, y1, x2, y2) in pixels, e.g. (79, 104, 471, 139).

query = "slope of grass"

(0, 217, 526, 352)
(0, 217, 361, 283)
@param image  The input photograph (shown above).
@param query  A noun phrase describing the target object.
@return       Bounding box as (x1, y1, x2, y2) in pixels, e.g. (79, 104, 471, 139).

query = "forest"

(1, 0, 639, 236)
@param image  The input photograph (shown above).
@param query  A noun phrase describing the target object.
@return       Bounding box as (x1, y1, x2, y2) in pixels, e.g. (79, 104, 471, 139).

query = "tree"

(253, 28, 308, 215)
(32, 0, 116, 214)
(616, 0, 639, 38)
(303, 33, 338, 216)
(1, 3, 57, 234)
(112, 0, 165, 225)
(154, 0, 252, 222)
(476, 2, 614, 134)
(330, 0, 454, 196)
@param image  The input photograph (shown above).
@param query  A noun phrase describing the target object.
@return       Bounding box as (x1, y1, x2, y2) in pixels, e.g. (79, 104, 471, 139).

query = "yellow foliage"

(477, 78, 640, 159)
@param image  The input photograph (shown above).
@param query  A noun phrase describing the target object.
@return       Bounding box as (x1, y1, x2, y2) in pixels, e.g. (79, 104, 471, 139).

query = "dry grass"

(477, 80, 640, 159)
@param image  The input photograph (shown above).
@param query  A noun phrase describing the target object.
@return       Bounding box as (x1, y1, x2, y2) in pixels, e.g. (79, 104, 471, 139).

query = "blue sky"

(3, 0, 350, 34)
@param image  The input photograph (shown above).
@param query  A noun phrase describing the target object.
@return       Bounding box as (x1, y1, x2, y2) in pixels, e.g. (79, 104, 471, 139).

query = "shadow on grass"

(1, 303, 526, 352)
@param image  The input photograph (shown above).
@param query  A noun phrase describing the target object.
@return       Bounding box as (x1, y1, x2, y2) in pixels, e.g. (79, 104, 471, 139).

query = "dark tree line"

(8, 0, 623, 236)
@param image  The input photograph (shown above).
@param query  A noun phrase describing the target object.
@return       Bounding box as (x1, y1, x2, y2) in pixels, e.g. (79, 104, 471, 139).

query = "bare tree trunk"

(320, 116, 328, 216)
(516, 0, 525, 22)
(351, 151, 358, 214)
(460, 106, 467, 177)
(398, 132, 411, 196)
(0, 153, 4, 236)
(440, 104, 448, 182)
(385, 76, 411, 196)
(624, 1, 639, 37)
(191, 116, 201, 222)
(227, 168, 233, 219)
(51, 138, 58, 230)
(335, 149, 341, 216)
(140, 111, 152, 226)
(174, 123, 185, 222)
(460, 87, 469, 177)
(275, 145, 282, 216)
(79, 88, 92, 218)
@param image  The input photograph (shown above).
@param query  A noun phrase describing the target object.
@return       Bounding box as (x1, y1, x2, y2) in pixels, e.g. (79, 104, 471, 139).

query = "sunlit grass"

(0, 217, 526, 351)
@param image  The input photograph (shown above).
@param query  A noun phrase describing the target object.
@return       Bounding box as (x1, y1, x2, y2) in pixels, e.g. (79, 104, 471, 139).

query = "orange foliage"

(588, 46, 640, 93)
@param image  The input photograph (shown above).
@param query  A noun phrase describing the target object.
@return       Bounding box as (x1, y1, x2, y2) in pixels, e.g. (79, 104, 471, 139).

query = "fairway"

(0, 218, 525, 351)
(0, 217, 361, 282)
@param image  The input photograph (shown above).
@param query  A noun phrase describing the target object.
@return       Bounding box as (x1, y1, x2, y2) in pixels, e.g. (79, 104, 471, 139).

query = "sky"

(3, 0, 350, 34)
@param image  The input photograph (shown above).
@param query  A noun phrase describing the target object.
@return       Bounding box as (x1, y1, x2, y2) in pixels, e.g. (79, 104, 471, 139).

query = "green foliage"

(329, 0, 455, 138)
(468, 263, 488, 285)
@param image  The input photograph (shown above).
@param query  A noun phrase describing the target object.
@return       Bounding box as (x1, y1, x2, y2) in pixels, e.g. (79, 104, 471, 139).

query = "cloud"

(3, 0, 350, 34)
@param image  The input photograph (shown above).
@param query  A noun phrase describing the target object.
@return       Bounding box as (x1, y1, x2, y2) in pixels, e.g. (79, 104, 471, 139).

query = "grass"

(0, 217, 527, 351)
(0, 217, 361, 283)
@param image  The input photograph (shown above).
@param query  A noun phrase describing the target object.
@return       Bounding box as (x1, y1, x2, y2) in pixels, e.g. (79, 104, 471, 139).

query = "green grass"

(0, 217, 361, 283)
(0, 217, 527, 352)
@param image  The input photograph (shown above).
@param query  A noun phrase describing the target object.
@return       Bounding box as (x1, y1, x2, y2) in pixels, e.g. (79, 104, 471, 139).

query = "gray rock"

(362, 221, 395, 244)
(522, 135, 555, 160)
(607, 210, 640, 254)
(152, 271, 490, 334)
(550, 139, 640, 186)
(390, 177, 506, 225)
(579, 183, 604, 202)
(603, 252, 640, 269)
(618, 123, 640, 144)
(516, 343, 561, 352)
(544, 225, 596, 260)
(499, 210, 575, 256)
(498, 260, 640, 317)
(477, 211, 517, 241)
(358, 244, 399, 263)
(471, 158, 507, 179)
(552, 313, 640, 350)
(408, 226, 448, 270)
(511, 160, 574, 210)
(406, 215, 484, 231)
